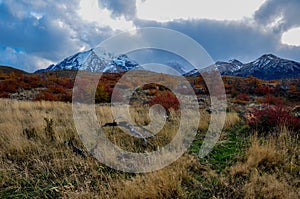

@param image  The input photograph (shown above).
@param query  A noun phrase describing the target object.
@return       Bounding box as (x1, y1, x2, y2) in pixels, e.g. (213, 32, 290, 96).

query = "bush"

(95, 85, 109, 103)
(149, 91, 180, 110)
(34, 91, 59, 101)
(0, 80, 18, 93)
(247, 105, 300, 133)
(48, 85, 66, 94)
(236, 93, 250, 101)
(262, 94, 283, 105)
(0, 91, 10, 98)
(254, 85, 273, 95)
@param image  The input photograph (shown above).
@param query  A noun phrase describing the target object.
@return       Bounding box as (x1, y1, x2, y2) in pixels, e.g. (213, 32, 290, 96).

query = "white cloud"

(30, 11, 43, 20)
(78, 0, 135, 31)
(0, 47, 53, 71)
(266, 15, 284, 29)
(281, 27, 300, 46)
(136, 0, 265, 22)
(34, 57, 54, 70)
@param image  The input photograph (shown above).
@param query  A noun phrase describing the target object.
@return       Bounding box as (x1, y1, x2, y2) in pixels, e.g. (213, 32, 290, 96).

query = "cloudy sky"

(0, 0, 300, 72)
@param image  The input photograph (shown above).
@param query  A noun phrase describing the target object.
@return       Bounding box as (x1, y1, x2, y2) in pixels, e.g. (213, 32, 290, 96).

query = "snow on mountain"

(36, 49, 139, 73)
(37, 49, 300, 80)
(216, 59, 244, 74)
(233, 54, 300, 80)
(184, 54, 300, 80)
(183, 59, 244, 77)
(182, 68, 199, 77)
(165, 61, 188, 74)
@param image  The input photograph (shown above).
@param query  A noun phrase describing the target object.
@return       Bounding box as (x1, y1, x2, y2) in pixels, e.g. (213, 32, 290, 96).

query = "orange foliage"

(149, 90, 180, 110)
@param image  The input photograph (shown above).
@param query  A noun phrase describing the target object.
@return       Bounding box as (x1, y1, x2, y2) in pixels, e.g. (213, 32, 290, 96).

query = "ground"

(0, 98, 299, 198)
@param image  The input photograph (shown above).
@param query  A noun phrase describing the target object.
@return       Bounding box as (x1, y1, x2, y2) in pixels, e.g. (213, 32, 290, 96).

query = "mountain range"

(35, 49, 300, 80)
(35, 49, 138, 73)
(184, 54, 300, 80)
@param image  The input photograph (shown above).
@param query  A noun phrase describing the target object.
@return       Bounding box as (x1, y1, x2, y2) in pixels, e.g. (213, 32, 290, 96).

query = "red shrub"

(247, 105, 300, 133)
(236, 93, 250, 101)
(34, 91, 59, 101)
(60, 90, 72, 102)
(254, 85, 274, 95)
(61, 78, 74, 89)
(48, 85, 66, 94)
(0, 91, 10, 98)
(1, 80, 18, 93)
(149, 91, 180, 110)
(262, 94, 283, 105)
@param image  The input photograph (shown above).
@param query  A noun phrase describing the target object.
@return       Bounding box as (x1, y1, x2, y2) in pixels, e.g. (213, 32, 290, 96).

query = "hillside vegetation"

(0, 68, 300, 198)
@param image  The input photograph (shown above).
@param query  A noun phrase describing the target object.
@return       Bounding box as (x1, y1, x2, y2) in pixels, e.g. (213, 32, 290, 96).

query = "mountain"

(166, 61, 188, 74)
(183, 59, 244, 77)
(233, 54, 300, 80)
(184, 54, 300, 80)
(0, 65, 28, 74)
(35, 49, 139, 73)
(217, 59, 244, 75)
(36, 49, 300, 80)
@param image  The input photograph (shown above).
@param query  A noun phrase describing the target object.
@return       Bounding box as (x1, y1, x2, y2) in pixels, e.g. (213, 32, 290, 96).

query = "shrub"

(254, 85, 273, 95)
(236, 93, 250, 101)
(149, 91, 180, 110)
(1, 80, 18, 93)
(262, 94, 283, 105)
(247, 105, 300, 133)
(60, 90, 72, 102)
(48, 85, 66, 94)
(95, 85, 109, 103)
(0, 91, 10, 98)
(34, 90, 59, 101)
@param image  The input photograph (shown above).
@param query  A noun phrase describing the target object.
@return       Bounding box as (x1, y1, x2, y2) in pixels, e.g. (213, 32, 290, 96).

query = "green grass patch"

(190, 123, 250, 173)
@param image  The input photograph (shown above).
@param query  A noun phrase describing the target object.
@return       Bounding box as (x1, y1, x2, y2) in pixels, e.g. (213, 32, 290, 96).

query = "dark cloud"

(134, 19, 283, 63)
(0, 0, 113, 59)
(254, 0, 300, 32)
(98, 0, 136, 19)
(0, 0, 115, 71)
(130, 0, 300, 63)
(0, 0, 300, 72)
(0, 6, 72, 60)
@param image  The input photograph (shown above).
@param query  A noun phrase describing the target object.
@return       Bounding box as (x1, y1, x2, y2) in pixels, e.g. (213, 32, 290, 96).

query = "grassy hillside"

(0, 66, 28, 74)
(0, 99, 299, 198)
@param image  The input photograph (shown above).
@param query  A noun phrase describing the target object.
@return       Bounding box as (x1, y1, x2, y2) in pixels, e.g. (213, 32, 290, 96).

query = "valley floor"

(0, 99, 299, 198)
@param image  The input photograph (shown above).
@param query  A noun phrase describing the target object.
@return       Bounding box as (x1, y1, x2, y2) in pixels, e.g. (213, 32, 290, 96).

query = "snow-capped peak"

(229, 59, 243, 66)
(184, 54, 300, 80)
(38, 48, 139, 73)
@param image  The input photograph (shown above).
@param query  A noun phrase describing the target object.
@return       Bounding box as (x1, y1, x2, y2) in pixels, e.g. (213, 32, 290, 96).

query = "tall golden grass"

(0, 98, 299, 198)
(0, 99, 205, 198)
(229, 130, 300, 199)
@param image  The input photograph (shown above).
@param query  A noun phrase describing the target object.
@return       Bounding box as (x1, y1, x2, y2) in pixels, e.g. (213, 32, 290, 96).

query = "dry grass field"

(0, 99, 299, 198)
